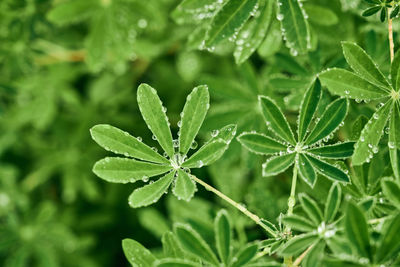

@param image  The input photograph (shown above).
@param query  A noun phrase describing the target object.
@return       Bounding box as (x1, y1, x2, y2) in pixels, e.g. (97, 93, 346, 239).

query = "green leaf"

(174, 224, 219, 265)
(173, 170, 196, 202)
(179, 85, 209, 155)
(237, 132, 287, 155)
(47, 0, 98, 25)
(182, 140, 228, 168)
(352, 100, 392, 165)
(215, 210, 231, 265)
(234, 0, 273, 64)
(277, 0, 311, 55)
(303, 240, 325, 267)
(162, 232, 187, 259)
(298, 79, 321, 141)
(93, 157, 171, 183)
(299, 194, 323, 225)
(304, 4, 338, 26)
(137, 84, 174, 157)
(305, 98, 348, 145)
(375, 213, 400, 263)
(381, 178, 400, 207)
(259, 96, 296, 145)
(319, 68, 388, 100)
(351, 115, 369, 141)
(308, 142, 355, 159)
(85, 12, 108, 72)
(282, 215, 316, 232)
(90, 124, 168, 164)
(205, 0, 258, 48)
(155, 258, 201, 267)
(122, 239, 156, 267)
(208, 124, 237, 144)
(324, 183, 341, 222)
(362, 6, 381, 16)
(391, 50, 400, 90)
(231, 243, 259, 267)
(342, 42, 390, 90)
(389, 102, 400, 180)
(307, 155, 349, 183)
(298, 154, 316, 187)
(262, 153, 296, 177)
(128, 171, 175, 208)
(280, 233, 319, 256)
(345, 202, 370, 258)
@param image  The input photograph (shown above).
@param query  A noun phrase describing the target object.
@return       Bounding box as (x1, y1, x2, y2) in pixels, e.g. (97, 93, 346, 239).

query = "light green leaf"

(299, 194, 323, 225)
(319, 68, 388, 100)
(234, 0, 273, 64)
(305, 98, 348, 145)
(280, 233, 319, 256)
(85, 12, 108, 72)
(205, 0, 258, 48)
(391, 51, 400, 90)
(389, 102, 400, 180)
(277, 0, 311, 55)
(352, 100, 393, 165)
(231, 243, 259, 267)
(342, 42, 390, 90)
(375, 213, 400, 263)
(259, 96, 296, 145)
(237, 132, 287, 155)
(304, 4, 338, 26)
(307, 155, 349, 183)
(262, 153, 296, 177)
(324, 183, 341, 223)
(257, 20, 282, 58)
(93, 157, 171, 183)
(162, 232, 187, 259)
(182, 140, 228, 168)
(128, 171, 175, 208)
(303, 240, 325, 267)
(282, 215, 316, 232)
(215, 210, 231, 265)
(381, 178, 400, 207)
(298, 79, 321, 141)
(137, 84, 174, 157)
(173, 169, 196, 202)
(308, 142, 355, 159)
(47, 0, 98, 25)
(208, 124, 237, 144)
(179, 86, 209, 155)
(155, 258, 201, 267)
(122, 239, 156, 267)
(298, 154, 316, 187)
(90, 124, 168, 164)
(174, 224, 219, 265)
(344, 202, 370, 258)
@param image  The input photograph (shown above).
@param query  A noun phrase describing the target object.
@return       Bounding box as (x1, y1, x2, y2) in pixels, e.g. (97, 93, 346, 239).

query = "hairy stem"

(192, 176, 277, 237)
(389, 8, 394, 62)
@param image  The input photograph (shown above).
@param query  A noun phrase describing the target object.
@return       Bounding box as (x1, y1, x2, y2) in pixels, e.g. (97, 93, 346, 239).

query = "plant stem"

(192, 176, 277, 238)
(389, 8, 394, 62)
(293, 244, 314, 266)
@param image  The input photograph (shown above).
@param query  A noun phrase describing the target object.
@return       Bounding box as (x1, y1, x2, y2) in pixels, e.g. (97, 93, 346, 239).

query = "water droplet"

(190, 140, 198, 149)
(211, 130, 219, 137)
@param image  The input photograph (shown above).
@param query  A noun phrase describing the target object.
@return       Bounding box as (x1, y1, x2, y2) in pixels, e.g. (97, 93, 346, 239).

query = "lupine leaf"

(259, 96, 296, 145)
(128, 171, 175, 208)
(231, 243, 259, 267)
(299, 194, 323, 225)
(277, 0, 311, 55)
(307, 155, 349, 183)
(304, 4, 338, 26)
(174, 224, 219, 265)
(262, 153, 296, 177)
(319, 68, 388, 100)
(381, 178, 400, 207)
(375, 213, 400, 263)
(234, 0, 273, 64)
(280, 233, 319, 256)
(137, 84, 174, 157)
(391, 50, 400, 90)
(182, 140, 228, 168)
(308, 142, 355, 159)
(298, 79, 321, 141)
(237, 132, 287, 155)
(208, 124, 237, 144)
(93, 157, 171, 183)
(298, 154, 316, 187)
(85, 12, 108, 72)
(305, 98, 348, 145)
(122, 239, 156, 267)
(352, 100, 392, 165)
(341, 42, 390, 89)
(90, 124, 168, 164)
(179, 85, 209, 155)
(215, 210, 231, 265)
(282, 215, 316, 232)
(205, 0, 258, 48)
(303, 240, 325, 267)
(324, 183, 341, 222)
(173, 169, 196, 202)
(155, 258, 201, 267)
(47, 0, 98, 25)
(389, 102, 400, 180)
(162, 232, 187, 259)
(344, 202, 370, 258)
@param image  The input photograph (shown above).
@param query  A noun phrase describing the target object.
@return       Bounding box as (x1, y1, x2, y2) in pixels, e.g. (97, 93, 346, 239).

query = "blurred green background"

(0, 0, 396, 266)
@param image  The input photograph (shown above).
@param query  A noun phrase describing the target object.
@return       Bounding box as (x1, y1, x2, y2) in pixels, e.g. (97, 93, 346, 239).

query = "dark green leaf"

(298, 79, 321, 141)
(303, 240, 325, 267)
(237, 132, 287, 155)
(381, 178, 400, 207)
(375, 213, 400, 263)
(391, 50, 400, 90)
(298, 154, 316, 187)
(344, 202, 370, 258)
(308, 142, 355, 159)
(215, 210, 231, 265)
(307, 155, 350, 183)
(324, 183, 342, 222)
(362, 6, 382, 17)
(299, 194, 323, 225)
(282, 215, 316, 232)
(262, 153, 296, 177)
(389, 103, 400, 180)
(231, 243, 259, 267)
(304, 4, 338, 26)
(280, 233, 319, 256)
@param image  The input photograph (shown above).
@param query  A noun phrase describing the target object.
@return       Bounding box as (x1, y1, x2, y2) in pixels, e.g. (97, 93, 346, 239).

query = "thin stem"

(293, 244, 314, 266)
(389, 8, 395, 62)
(192, 176, 277, 238)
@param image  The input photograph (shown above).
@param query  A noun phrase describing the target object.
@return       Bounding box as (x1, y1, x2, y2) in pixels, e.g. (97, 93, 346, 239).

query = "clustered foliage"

(2, 0, 400, 266)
